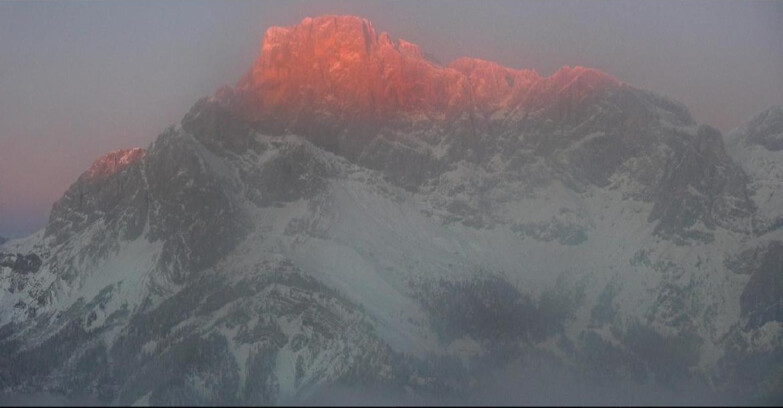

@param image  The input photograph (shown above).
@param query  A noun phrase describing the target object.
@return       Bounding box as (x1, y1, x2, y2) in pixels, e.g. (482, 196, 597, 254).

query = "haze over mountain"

(2, 0, 782, 239)
(1, 13, 782, 406)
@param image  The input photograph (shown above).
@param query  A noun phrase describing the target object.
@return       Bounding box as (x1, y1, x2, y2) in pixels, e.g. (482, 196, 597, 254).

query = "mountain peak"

(750, 105, 783, 126)
(239, 14, 472, 127)
(84, 147, 146, 181)
(235, 14, 622, 130)
(260, 15, 377, 58)
(732, 105, 783, 151)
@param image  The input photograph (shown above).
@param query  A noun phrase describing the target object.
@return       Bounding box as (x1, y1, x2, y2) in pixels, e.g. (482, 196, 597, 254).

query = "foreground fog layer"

(1, 15, 782, 405)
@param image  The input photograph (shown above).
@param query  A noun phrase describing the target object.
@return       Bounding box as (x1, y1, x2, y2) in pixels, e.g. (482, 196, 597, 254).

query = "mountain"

(1, 15, 781, 405)
(726, 105, 783, 234)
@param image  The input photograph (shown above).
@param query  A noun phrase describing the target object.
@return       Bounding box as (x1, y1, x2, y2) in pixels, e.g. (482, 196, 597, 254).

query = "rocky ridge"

(1, 15, 781, 405)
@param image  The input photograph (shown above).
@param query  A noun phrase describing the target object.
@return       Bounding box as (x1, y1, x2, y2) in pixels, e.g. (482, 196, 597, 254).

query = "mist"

(1, 1, 781, 406)
(2, 0, 782, 237)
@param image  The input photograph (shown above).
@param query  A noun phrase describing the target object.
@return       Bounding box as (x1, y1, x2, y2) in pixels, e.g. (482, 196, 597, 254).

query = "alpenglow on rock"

(1, 14, 781, 406)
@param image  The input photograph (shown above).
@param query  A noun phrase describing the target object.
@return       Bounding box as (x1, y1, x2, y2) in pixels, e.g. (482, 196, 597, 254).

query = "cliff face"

(237, 16, 470, 127)
(236, 15, 620, 131)
(45, 148, 148, 248)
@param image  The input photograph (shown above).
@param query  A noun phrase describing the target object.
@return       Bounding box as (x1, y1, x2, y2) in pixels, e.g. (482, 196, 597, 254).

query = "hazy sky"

(1, 0, 782, 238)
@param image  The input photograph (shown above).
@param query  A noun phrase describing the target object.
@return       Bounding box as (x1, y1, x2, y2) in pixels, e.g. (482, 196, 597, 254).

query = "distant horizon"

(2, 0, 782, 238)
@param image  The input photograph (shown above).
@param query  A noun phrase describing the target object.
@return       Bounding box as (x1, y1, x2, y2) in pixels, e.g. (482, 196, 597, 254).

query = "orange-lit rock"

(84, 148, 146, 181)
(449, 57, 541, 114)
(238, 15, 475, 126)
(236, 15, 623, 129)
(237, 16, 465, 124)
(526, 65, 622, 108)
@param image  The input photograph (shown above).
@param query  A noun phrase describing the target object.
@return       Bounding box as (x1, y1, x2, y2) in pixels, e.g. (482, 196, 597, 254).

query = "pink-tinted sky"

(1, 0, 782, 238)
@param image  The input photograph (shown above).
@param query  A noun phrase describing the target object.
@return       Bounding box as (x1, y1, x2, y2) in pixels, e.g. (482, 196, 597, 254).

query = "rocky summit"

(1, 15, 781, 405)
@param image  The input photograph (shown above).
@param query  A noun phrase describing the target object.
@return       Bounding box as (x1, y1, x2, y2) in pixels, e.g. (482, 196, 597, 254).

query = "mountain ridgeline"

(1, 15, 781, 405)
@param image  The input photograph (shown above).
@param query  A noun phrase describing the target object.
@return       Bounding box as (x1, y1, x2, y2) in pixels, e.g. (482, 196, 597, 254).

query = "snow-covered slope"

(1, 14, 781, 406)
(726, 105, 783, 233)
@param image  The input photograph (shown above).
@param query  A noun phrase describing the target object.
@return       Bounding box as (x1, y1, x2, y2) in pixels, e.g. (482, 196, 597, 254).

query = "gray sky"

(1, 0, 782, 238)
